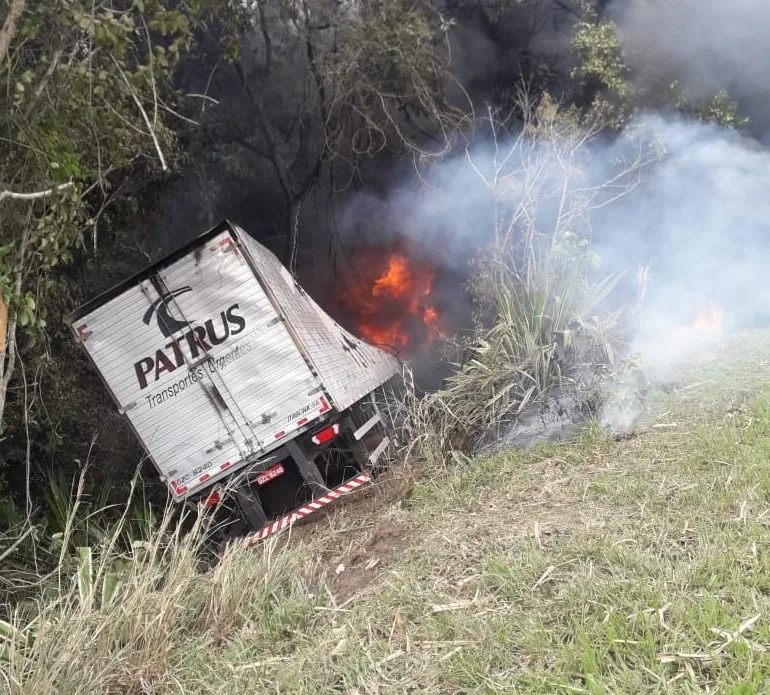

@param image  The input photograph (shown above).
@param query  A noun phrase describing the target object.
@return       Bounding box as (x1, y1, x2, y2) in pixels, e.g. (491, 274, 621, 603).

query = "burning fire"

(692, 306, 724, 333)
(337, 250, 444, 354)
(674, 305, 725, 337)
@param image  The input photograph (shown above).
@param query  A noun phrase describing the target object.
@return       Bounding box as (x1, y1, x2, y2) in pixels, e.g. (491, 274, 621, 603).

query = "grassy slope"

(11, 331, 770, 694)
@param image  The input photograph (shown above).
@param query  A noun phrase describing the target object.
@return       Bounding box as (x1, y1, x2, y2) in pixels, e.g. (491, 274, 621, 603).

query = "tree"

(0, 0, 217, 435)
(569, 3, 750, 130)
(182, 0, 469, 266)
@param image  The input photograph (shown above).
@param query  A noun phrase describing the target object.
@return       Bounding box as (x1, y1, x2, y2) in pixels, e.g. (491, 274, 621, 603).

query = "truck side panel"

(234, 227, 400, 412)
(154, 235, 326, 454)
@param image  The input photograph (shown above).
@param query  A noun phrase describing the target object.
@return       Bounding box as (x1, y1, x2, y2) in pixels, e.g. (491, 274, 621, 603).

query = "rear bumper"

(218, 472, 373, 550)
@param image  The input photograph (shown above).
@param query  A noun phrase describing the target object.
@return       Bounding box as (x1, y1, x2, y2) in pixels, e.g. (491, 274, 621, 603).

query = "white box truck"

(66, 220, 401, 546)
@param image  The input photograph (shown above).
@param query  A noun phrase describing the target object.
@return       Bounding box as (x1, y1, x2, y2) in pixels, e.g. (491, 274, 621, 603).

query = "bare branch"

(0, 209, 33, 432)
(139, 13, 159, 128)
(193, 158, 214, 228)
(187, 93, 220, 105)
(552, 0, 582, 20)
(22, 47, 64, 118)
(0, 523, 35, 564)
(80, 164, 120, 198)
(0, 181, 74, 202)
(256, 0, 273, 82)
(111, 55, 169, 172)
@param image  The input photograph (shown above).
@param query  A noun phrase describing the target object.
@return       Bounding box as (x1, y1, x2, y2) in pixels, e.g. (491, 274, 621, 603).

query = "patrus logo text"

(133, 283, 247, 390)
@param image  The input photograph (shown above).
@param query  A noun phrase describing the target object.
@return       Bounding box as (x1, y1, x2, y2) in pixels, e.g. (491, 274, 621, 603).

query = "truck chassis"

(197, 384, 397, 549)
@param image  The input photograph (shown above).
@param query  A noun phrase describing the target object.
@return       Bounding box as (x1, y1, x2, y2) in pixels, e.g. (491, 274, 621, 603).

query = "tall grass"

(389, 96, 658, 464)
(391, 247, 628, 467)
(0, 496, 319, 694)
(446, 243, 623, 423)
(0, 461, 160, 612)
(2, 335, 767, 693)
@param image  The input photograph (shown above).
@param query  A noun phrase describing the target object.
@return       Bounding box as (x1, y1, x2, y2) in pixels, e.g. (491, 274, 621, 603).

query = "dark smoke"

(610, 0, 770, 139)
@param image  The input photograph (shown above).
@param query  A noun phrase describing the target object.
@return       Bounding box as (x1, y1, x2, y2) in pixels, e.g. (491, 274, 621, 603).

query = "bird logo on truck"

(142, 286, 193, 337)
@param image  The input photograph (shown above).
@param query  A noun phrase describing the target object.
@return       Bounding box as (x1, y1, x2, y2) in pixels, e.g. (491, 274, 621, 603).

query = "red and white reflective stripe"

(244, 472, 372, 547)
(171, 480, 188, 496)
(319, 395, 331, 414)
(199, 459, 232, 484)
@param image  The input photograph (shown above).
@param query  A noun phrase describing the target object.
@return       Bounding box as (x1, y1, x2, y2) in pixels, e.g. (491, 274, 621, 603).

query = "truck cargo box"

(66, 221, 400, 502)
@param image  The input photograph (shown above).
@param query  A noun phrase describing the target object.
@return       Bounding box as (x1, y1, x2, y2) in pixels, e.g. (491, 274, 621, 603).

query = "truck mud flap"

(367, 435, 390, 466)
(236, 472, 373, 548)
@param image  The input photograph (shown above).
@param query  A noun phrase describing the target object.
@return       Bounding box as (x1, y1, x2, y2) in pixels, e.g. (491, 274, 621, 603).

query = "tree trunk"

(0, 0, 26, 69)
(193, 157, 215, 228)
(0, 222, 30, 433)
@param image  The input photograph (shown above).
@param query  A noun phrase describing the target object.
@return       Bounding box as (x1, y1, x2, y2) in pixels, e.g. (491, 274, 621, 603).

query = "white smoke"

(595, 114, 770, 367)
(333, 1, 770, 433)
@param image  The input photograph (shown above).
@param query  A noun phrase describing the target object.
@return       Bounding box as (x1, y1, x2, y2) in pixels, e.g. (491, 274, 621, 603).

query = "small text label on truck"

(286, 395, 330, 425)
(133, 294, 247, 389)
(144, 342, 253, 410)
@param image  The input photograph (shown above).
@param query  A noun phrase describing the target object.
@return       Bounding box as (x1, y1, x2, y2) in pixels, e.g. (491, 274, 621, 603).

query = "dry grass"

(4, 330, 770, 694)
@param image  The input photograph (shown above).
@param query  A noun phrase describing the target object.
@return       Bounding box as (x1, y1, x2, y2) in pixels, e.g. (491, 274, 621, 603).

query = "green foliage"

(0, 0, 229, 441)
(318, 0, 464, 160)
(676, 88, 751, 130)
(44, 468, 158, 554)
(571, 20, 629, 99)
(0, 0, 758, 594)
(5, 333, 770, 692)
(569, 19, 631, 128)
(71, 542, 149, 611)
(0, 453, 161, 608)
(569, 15, 750, 131)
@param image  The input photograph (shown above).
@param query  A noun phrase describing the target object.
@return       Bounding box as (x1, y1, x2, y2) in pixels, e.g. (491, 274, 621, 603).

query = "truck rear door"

(70, 228, 325, 500)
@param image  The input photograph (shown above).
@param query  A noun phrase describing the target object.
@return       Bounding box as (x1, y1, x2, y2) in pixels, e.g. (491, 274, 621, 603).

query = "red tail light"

(311, 423, 340, 446)
(202, 489, 221, 508)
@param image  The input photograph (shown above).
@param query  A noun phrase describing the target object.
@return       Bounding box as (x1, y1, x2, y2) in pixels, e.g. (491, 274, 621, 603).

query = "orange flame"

(692, 306, 724, 333)
(338, 251, 443, 354)
(674, 305, 725, 338)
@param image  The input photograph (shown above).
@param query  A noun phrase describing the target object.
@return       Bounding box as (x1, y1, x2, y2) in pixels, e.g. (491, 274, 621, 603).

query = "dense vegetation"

(0, 0, 748, 522)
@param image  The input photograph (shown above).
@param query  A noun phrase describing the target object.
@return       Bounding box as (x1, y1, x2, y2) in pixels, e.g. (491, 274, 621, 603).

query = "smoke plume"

(336, 115, 770, 427)
(610, 0, 770, 139)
